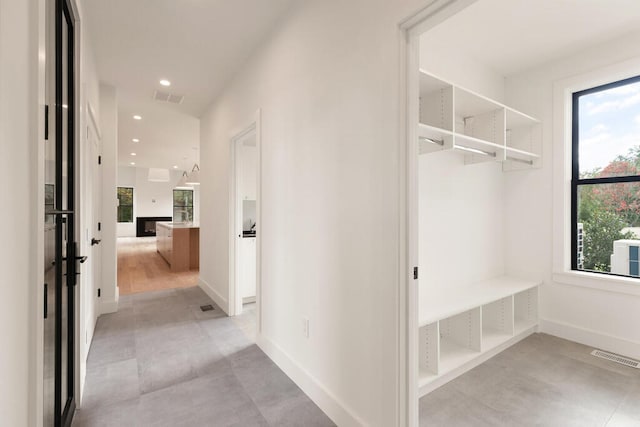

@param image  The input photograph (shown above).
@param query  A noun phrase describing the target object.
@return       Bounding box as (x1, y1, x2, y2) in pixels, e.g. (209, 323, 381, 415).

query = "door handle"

(91, 238, 101, 246)
(62, 255, 88, 263)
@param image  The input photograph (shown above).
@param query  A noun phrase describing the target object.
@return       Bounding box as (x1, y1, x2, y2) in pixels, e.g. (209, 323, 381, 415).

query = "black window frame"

(571, 74, 640, 277)
(117, 187, 134, 223)
(173, 189, 194, 223)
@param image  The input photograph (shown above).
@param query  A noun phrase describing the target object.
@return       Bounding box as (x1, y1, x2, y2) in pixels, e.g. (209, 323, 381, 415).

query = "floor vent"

(200, 304, 214, 312)
(591, 349, 640, 368)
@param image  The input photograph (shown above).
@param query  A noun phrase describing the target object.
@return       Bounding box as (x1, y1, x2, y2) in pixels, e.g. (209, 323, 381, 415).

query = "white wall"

(198, 1, 427, 425)
(100, 83, 119, 314)
(117, 166, 200, 237)
(420, 37, 505, 102)
(76, 0, 102, 402)
(505, 30, 640, 358)
(0, 0, 42, 425)
(418, 32, 507, 293)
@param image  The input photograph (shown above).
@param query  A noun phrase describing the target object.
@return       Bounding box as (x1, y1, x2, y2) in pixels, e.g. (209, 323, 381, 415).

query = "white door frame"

(228, 110, 262, 330)
(398, 1, 478, 426)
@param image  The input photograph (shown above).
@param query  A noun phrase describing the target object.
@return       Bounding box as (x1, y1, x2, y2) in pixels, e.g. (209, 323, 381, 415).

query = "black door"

(44, 1, 79, 426)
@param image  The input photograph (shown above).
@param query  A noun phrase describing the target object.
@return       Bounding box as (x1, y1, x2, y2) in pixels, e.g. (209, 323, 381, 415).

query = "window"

(173, 189, 193, 223)
(572, 75, 640, 278)
(117, 187, 134, 223)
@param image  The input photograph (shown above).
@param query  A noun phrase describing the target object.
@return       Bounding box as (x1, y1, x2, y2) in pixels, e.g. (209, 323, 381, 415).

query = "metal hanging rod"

(455, 145, 496, 158)
(419, 136, 444, 146)
(506, 156, 534, 166)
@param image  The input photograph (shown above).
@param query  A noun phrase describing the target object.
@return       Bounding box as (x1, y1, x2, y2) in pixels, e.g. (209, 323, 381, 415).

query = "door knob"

(91, 238, 101, 246)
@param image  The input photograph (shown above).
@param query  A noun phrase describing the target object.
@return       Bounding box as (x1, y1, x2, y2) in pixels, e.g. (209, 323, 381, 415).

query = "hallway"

(74, 287, 334, 426)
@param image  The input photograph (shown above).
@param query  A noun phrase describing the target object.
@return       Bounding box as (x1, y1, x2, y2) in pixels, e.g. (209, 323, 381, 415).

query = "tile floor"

(420, 333, 640, 426)
(73, 287, 335, 426)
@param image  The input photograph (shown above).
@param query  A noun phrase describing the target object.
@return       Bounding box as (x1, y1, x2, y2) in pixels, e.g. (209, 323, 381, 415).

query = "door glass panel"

(60, 11, 69, 411)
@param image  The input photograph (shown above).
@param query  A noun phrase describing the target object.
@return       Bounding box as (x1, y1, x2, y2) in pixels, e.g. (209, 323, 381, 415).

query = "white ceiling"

(83, 0, 299, 168)
(423, 0, 640, 77)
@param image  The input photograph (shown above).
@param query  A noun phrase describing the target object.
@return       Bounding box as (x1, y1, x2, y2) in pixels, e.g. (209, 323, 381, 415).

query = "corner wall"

(505, 30, 640, 358)
(199, 1, 426, 425)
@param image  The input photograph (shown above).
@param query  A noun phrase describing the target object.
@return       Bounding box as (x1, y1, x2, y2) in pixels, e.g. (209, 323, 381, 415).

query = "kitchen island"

(156, 222, 200, 272)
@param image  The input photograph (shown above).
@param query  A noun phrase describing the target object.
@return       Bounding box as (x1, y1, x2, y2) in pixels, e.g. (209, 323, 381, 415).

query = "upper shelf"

(418, 70, 542, 170)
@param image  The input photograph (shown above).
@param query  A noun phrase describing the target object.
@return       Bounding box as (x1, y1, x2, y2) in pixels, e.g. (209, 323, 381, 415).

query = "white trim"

(33, 0, 48, 425)
(398, 1, 480, 426)
(87, 101, 101, 140)
(552, 56, 640, 294)
(198, 278, 229, 315)
(256, 334, 366, 427)
(553, 272, 640, 297)
(541, 318, 640, 360)
(419, 326, 537, 396)
(228, 110, 262, 329)
(98, 298, 118, 316)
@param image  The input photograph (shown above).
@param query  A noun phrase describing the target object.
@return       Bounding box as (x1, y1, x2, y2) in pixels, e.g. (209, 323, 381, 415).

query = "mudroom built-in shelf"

(418, 70, 541, 169)
(418, 277, 540, 397)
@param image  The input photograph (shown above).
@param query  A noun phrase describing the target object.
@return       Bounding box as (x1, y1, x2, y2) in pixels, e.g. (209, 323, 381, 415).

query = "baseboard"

(98, 298, 118, 315)
(540, 318, 640, 360)
(198, 277, 229, 315)
(256, 334, 366, 427)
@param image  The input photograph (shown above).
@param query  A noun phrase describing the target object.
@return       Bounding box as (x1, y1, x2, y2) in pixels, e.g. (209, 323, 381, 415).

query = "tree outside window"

(173, 189, 193, 223)
(117, 187, 134, 223)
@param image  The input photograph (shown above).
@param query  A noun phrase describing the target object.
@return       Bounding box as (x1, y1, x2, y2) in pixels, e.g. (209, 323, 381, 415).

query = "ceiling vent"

(153, 90, 184, 105)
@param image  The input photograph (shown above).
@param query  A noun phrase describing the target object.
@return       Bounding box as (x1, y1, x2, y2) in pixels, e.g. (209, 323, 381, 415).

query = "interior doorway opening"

(229, 114, 261, 320)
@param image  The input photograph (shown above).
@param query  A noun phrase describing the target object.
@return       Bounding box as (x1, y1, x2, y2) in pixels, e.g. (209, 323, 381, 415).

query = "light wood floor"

(117, 237, 198, 295)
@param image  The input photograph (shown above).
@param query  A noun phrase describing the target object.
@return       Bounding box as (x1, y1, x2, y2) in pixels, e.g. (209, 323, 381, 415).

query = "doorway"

(229, 115, 261, 320)
(44, 0, 81, 426)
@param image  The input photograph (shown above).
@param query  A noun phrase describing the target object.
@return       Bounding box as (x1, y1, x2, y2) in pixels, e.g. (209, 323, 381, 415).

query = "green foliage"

(117, 187, 134, 223)
(582, 210, 634, 271)
(579, 145, 640, 227)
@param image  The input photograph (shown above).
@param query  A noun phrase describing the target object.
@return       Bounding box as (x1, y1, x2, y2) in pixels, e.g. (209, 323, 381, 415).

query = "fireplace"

(136, 216, 172, 237)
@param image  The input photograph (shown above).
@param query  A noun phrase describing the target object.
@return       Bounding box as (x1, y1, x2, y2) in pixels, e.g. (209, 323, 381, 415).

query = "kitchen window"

(117, 187, 134, 223)
(173, 189, 193, 223)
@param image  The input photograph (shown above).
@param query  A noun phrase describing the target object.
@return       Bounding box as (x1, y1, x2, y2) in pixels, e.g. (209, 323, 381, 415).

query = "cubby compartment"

(418, 322, 439, 381)
(514, 287, 538, 334)
(419, 73, 453, 131)
(481, 297, 514, 350)
(504, 108, 542, 171)
(438, 308, 481, 374)
(418, 73, 454, 155)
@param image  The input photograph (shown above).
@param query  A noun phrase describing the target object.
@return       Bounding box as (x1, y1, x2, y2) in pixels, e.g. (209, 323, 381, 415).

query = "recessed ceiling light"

(130, 162, 136, 166)
(132, 138, 140, 143)
(173, 165, 178, 169)
(130, 152, 136, 156)
(160, 79, 171, 87)
(133, 115, 142, 120)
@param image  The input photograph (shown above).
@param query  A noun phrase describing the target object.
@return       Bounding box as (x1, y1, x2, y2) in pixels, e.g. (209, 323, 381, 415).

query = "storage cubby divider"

(418, 277, 540, 396)
(418, 322, 439, 378)
(439, 308, 482, 373)
(514, 287, 539, 333)
(482, 297, 514, 350)
(417, 70, 541, 170)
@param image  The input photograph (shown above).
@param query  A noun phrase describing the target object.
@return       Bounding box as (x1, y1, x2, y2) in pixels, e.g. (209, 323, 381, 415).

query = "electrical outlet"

(302, 318, 309, 338)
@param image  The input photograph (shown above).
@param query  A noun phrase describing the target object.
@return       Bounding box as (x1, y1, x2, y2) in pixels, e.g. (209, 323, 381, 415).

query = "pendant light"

(175, 171, 192, 189)
(185, 163, 200, 185)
